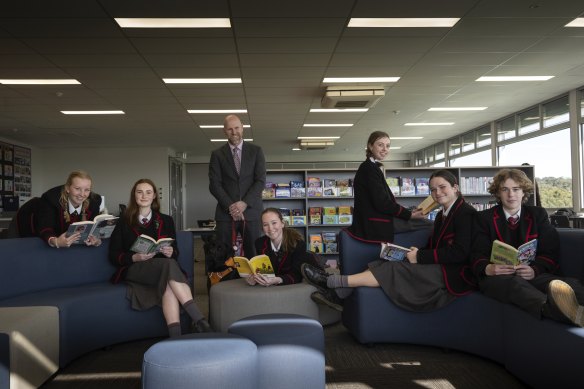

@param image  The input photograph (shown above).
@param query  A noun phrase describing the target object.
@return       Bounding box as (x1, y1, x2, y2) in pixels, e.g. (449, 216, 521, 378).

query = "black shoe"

(311, 289, 344, 312)
(194, 318, 214, 333)
(543, 280, 584, 327)
(301, 263, 329, 289)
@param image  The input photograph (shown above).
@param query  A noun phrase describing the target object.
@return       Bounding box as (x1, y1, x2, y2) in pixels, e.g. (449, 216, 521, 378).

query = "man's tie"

(233, 148, 241, 175)
(508, 215, 519, 225)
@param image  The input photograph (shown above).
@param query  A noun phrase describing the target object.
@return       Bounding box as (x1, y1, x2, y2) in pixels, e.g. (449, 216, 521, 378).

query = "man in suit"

(209, 114, 266, 260)
(472, 168, 584, 327)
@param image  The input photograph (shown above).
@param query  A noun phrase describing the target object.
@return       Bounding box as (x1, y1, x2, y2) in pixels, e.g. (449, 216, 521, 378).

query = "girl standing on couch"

(303, 170, 477, 312)
(109, 178, 211, 336)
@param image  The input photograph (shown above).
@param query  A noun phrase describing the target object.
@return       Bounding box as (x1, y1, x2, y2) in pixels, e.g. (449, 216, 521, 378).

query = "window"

(498, 128, 572, 208)
(543, 96, 569, 128)
(424, 146, 434, 164)
(477, 126, 491, 148)
(497, 117, 516, 142)
(462, 132, 475, 153)
(448, 138, 461, 156)
(435, 142, 445, 160)
(449, 150, 491, 167)
(518, 107, 540, 136)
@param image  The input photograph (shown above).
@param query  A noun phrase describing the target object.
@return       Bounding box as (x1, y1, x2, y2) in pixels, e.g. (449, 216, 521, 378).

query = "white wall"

(35, 147, 173, 214)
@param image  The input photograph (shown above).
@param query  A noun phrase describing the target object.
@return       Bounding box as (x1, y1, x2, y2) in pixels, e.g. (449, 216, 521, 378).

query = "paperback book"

(490, 239, 538, 266)
(66, 214, 119, 244)
(131, 235, 174, 254)
(379, 242, 411, 261)
(417, 195, 439, 215)
(233, 254, 275, 278)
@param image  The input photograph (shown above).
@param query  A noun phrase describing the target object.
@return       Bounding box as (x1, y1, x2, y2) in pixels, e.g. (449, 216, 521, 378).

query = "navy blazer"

(349, 159, 411, 242)
(209, 141, 266, 222)
(417, 196, 477, 295)
(471, 204, 560, 278)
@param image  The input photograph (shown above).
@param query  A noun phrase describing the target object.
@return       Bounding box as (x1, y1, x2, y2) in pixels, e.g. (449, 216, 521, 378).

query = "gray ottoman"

(142, 333, 257, 389)
(228, 313, 325, 389)
(210, 278, 340, 332)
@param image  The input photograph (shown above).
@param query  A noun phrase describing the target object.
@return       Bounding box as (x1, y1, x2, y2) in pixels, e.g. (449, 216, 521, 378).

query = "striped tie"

(233, 148, 241, 175)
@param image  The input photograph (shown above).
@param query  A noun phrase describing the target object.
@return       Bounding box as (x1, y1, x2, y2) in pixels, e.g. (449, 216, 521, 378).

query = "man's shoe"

(194, 318, 213, 333)
(311, 289, 344, 312)
(544, 280, 584, 327)
(301, 263, 329, 289)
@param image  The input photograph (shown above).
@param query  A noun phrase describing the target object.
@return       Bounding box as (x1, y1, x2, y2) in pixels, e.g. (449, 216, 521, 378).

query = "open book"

(380, 242, 411, 261)
(233, 254, 275, 277)
(490, 239, 538, 266)
(417, 195, 439, 215)
(66, 214, 119, 244)
(130, 234, 174, 254)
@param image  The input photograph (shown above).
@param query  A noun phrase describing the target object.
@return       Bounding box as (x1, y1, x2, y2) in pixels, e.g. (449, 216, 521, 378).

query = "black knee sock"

(183, 299, 204, 323)
(168, 322, 181, 338)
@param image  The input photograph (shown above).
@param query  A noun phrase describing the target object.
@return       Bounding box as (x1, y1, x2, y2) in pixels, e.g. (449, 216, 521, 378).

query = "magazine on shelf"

(490, 239, 538, 266)
(233, 254, 275, 277)
(65, 214, 119, 244)
(379, 242, 411, 261)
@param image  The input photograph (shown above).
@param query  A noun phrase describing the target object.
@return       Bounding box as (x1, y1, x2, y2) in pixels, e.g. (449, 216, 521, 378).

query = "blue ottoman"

(142, 333, 258, 389)
(228, 314, 325, 389)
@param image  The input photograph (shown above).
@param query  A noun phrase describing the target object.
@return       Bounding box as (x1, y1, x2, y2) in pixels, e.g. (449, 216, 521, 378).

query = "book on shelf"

(130, 234, 174, 254)
(291, 208, 304, 216)
(490, 239, 538, 266)
(275, 183, 291, 198)
(323, 178, 336, 187)
(324, 242, 338, 253)
(323, 187, 338, 197)
(292, 215, 306, 225)
(321, 231, 337, 243)
(379, 242, 411, 261)
(323, 215, 338, 224)
(65, 214, 119, 244)
(417, 195, 439, 215)
(233, 254, 275, 278)
(400, 177, 416, 196)
(337, 178, 353, 197)
(290, 180, 305, 198)
(307, 177, 323, 197)
(415, 178, 430, 195)
(338, 206, 353, 225)
(279, 208, 291, 225)
(262, 182, 276, 198)
(308, 207, 322, 225)
(309, 234, 324, 254)
(323, 206, 337, 215)
(386, 176, 400, 195)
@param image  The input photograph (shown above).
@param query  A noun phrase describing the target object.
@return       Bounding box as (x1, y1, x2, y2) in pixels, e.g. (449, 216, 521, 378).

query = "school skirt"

(368, 260, 455, 312)
(125, 257, 187, 310)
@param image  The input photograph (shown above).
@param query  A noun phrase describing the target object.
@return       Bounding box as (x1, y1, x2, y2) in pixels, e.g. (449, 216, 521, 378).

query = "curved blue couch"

(339, 227, 584, 389)
(0, 231, 193, 387)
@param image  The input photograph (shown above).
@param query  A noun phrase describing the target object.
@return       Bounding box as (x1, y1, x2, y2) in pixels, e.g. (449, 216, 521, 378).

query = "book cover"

(275, 183, 291, 198)
(324, 242, 338, 254)
(130, 234, 174, 254)
(323, 187, 338, 197)
(65, 214, 119, 244)
(323, 178, 336, 188)
(415, 178, 430, 195)
(262, 182, 276, 198)
(417, 195, 439, 215)
(323, 207, 337, 215)
(309, 234, 324, 254)
(290, 180, 306, 198)
(322, 215, 338, 224)
(386, 176, 400, 195)
(233, 254, 275, 278)
(490, 239, 538, 266)
(380, 242, 411, 261)
(400, 177, 415, 196)
(292, 215, 306, 225)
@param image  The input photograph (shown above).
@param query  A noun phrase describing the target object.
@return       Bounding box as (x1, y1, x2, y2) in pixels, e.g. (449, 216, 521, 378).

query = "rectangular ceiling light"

(565, 18, 584, 27)
(303, 124, 353, 127)
(188, 109, 247, 113)
(211, 138, 253, 142)
(200, 125, 250, 128)
(61, 110, 125, 115)
(310, 108, 368, 112)
(428, 107, 487, 111)
(391, 137, 424, 140)
(115, 18, 231, 28)
(297, 136, 341, 140)
(476, 76, 554, 81)
(0, 79, 80, 85)
(404, 122, 454, 126)
(323, 77, 399, 83)
(348, 18, 460, 28)
(164, 78, 241, 84)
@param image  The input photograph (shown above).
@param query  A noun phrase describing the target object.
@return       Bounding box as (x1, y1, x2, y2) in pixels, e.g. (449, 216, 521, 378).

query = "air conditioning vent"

(321, 87, 385, 109)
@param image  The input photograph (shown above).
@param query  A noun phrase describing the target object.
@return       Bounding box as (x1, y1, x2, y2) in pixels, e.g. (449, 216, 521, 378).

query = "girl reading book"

(108, 178, 211, 336)
(303, 170, 478, 312)
(246, 207, 324, 287)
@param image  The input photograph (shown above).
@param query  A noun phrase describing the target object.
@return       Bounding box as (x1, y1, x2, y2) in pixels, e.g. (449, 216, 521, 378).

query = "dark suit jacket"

(209, 141, 266, 222)
(471, 204, 560, 278)
(417, 196, 477, 295)
(349, 159, 411, 242)
(108, 211, 179, 283)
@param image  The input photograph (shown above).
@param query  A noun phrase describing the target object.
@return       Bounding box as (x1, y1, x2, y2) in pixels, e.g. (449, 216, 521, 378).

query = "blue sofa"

(339, 227, 584, 389)
(0, 231, 194, 388)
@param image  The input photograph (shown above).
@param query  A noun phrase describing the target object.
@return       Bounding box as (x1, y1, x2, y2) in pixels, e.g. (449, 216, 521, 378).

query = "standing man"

(209, 114, 266, 260)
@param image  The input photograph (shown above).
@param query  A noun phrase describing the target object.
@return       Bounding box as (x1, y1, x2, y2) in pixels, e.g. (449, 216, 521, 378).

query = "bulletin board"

(0, 142, 32, 206)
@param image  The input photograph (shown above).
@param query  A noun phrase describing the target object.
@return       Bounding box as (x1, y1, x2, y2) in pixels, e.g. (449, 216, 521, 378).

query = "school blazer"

(471, 204, 560, 278)
(209, 142, 266, 222)
(349, 159, 411, 242)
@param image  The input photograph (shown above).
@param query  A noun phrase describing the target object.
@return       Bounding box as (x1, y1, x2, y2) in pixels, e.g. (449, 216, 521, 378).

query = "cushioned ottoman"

(0, 306, 59, 389)
(228, 314, 325, 389)
(142, 333, 258, 389)
(210, 278, 339, 332)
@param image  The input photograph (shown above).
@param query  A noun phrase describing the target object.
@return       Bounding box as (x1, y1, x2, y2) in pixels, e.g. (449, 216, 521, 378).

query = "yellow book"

(233, 254, 275, 278)
(417, 195, 439, 215)
(490, 239, 538, 266)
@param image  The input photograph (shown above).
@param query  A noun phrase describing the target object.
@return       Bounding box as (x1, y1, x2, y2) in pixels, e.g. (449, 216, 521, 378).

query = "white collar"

(270, 240, 282, 253)
(442, 199, 457, 217)
(503, 209, 521, 220)
(139, 211, 152, 223)
(68, 200, 82, 215)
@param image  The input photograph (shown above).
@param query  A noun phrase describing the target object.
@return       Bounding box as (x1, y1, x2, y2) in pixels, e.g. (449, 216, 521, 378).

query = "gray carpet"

(41, 238, 527, 389)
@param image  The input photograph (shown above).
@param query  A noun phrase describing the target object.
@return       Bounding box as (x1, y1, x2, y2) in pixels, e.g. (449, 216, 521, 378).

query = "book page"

(233, 256, 253, 277)
(249, 255, 275, 277)
(517, 239, 537, 264)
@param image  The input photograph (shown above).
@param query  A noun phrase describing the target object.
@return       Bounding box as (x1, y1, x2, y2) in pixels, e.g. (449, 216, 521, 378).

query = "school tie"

(142, 218, 148, 225)
(233, 148, 241, 175)
(508, 215, 519, 225)
(71, 210, 79, 216)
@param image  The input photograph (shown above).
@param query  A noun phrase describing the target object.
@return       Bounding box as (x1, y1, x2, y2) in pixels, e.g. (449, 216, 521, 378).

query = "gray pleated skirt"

(125, 257, 187, 310)
(368, 259, 455, 312)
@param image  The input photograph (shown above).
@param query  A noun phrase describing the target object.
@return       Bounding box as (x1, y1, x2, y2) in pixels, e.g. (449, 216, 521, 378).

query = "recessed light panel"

(348, 18, 460, 28)
(476, 76, 553, 82)
(0, 79, 80, 85)
(115, 18, 231, 28)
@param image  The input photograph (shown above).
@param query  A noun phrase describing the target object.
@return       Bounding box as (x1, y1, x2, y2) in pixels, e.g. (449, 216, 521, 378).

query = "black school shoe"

(543, 280, 584, 327)
(311, 289, 344, 312)
(301, 263, 329, 290)
(193, 318, 214, 333)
